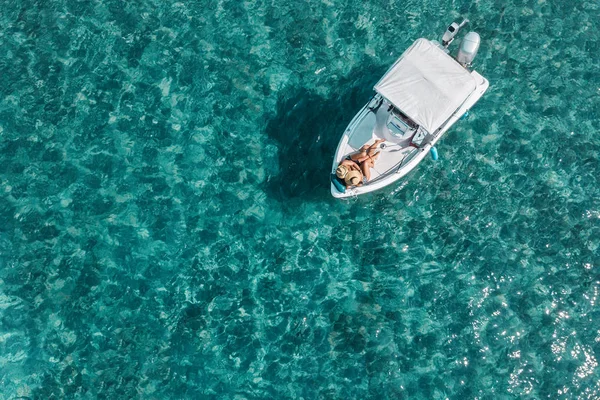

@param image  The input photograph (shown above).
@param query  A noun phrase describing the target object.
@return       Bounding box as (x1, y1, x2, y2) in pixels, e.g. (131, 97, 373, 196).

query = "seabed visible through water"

(0, 0, 599, 398)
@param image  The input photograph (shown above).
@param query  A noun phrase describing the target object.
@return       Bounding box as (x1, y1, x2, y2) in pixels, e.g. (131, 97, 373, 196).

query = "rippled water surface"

(1, 0, 599, 398)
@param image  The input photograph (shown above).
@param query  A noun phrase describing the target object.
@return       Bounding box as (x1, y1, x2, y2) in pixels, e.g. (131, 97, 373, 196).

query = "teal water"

(1, 0, 599, 398)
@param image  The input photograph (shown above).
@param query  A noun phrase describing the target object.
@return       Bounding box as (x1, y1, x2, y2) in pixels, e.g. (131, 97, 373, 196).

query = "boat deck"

(340, 103, 415, 183)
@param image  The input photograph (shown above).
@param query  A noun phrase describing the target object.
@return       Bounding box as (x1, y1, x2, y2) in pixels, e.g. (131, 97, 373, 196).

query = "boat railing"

(366, 148, 419, 186)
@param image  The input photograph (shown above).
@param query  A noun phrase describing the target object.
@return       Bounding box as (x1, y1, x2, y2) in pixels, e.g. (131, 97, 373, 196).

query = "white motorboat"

(330, 20, 489, 198)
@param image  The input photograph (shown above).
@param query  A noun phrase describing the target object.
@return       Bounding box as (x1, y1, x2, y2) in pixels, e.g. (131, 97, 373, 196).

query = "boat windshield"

(388, 117, 410, 136)
(392, 109, 418, 129)
(410, 128, 430, 148)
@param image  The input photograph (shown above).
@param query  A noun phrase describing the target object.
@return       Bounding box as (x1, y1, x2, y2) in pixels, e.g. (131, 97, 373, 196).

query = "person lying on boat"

(335, 139, 384, 187)
(351, 138, 385, 164)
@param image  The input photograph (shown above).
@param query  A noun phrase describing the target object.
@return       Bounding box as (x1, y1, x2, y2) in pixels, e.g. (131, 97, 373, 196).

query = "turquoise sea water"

(1, 0, 599, 398)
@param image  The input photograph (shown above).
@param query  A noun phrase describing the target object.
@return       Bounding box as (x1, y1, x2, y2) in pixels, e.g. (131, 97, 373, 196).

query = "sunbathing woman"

(336, 138, 385, 187)
(352, 138, 384, 182)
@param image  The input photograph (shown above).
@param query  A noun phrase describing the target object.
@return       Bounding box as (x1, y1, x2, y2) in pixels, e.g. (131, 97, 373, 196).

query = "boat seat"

(348, 111, 376, 150)
(373, 102, 390, 140)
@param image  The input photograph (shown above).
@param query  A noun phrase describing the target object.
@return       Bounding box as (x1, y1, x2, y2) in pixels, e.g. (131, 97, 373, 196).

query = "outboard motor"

(441, 19, 469, 47)
(456, 32, 481, 67)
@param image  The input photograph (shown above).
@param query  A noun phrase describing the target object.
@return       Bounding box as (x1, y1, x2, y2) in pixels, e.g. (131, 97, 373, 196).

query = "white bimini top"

(374, 38, 477, 133)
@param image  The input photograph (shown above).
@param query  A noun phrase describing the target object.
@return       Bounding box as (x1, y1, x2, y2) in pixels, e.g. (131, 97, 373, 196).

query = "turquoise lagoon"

(0, 0, 599, 398)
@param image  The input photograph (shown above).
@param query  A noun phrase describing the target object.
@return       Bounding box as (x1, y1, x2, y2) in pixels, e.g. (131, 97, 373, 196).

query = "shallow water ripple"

(1, 0, 599, 398)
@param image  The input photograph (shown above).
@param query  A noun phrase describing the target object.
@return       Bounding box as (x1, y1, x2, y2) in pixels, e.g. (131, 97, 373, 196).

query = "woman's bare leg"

(368, 139, 385, 151)
(361, 160, 372, 182)
(368, 150, 381, 161)
(350, 144, 370, 162)
(350, 152, 367, 162)
(351, 140, 383, 163)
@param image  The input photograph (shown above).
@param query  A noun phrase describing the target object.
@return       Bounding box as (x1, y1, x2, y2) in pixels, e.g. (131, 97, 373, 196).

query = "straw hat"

(336, 164, 349, 179)
(344, 170, 362, 186)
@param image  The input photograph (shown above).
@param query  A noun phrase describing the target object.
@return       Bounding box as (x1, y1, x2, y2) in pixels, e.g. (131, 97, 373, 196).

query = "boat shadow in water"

(264, 65, 386, 203)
